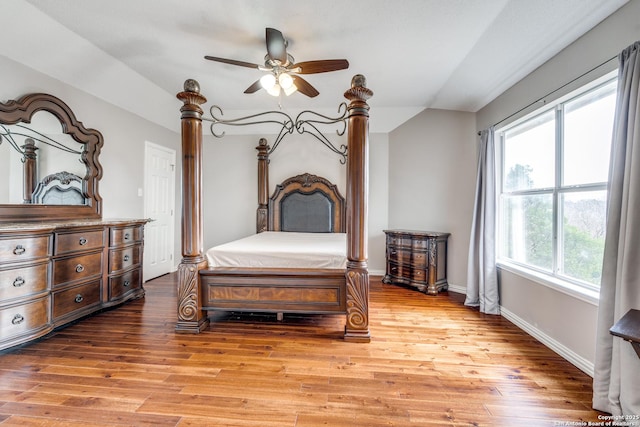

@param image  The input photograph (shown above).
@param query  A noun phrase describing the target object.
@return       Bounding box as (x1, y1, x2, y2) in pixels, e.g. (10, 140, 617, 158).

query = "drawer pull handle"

(123, 280, 131, 287)
(74, 294, 84, 303)
(123, 254, 131, 262)
(390, 250, 397, 255)
(13, 245, 26, 255)
(12, 314, 24, 325)
(75, 264, 85, 273)
(13, 277, 25, 287)
(124, 232, 131, 241)
(79, 237, 87, 246)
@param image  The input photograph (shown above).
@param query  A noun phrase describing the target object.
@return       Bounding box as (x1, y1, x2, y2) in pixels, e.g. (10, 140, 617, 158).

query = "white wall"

(388, 108, 477, 289)
(475, 0, 640, 374)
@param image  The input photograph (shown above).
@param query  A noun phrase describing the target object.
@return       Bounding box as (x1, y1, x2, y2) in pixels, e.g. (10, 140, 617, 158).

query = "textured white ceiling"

(3, 0, 628, 133)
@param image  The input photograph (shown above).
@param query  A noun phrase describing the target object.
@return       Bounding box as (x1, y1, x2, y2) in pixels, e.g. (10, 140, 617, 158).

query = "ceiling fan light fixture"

(283, 82, 298, 96)
(278, 72, 294, 90)
(260, 73, 276, 90)
(267, 83, 281, 97)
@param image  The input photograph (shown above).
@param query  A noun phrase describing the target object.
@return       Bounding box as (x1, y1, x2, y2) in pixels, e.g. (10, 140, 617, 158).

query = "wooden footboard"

(200, 268, 346, 314)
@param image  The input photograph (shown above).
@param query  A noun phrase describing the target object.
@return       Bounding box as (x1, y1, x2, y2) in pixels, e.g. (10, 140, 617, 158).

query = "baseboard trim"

(447, 283, 466, 294)
(447, 284, 594, 377)
(500, 306, 594, 377)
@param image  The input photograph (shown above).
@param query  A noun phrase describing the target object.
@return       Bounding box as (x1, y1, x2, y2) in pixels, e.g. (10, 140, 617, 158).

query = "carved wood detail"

(175, 80, 209, 333)
(343, 74, 373, 342)
(175, 260, 209, 333)
(344, 266, 370, 342)
(256, 138, 270, 233)
(269, 173, 346, 233)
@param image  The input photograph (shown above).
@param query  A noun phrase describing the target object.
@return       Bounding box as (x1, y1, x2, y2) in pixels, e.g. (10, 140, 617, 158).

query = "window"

(497, 76, 617, 292)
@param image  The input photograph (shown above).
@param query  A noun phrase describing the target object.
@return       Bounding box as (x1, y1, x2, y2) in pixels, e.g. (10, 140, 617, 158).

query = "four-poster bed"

(175, 75, 372, 341)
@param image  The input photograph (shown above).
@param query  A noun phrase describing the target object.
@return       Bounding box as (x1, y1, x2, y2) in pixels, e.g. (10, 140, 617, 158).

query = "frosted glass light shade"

(278, 73, 294, 89)
(260, 73, 276, 90)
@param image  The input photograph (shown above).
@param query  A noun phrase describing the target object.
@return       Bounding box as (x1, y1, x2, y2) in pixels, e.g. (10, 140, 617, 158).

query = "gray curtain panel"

(465, 127, 500, 315)
(593, 40, 640, 416)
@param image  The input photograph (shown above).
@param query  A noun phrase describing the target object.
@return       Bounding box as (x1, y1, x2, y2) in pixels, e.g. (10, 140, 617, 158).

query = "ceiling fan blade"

(293, 76, 319, 98)
(204, 56, 261, 69)
(243, 80, 262, 94)
(292, 59, 349, 74)
(265, 27, 287, 63)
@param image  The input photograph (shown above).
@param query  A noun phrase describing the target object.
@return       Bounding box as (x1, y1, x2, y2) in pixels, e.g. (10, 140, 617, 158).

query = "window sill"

(497, 261, 600, 306)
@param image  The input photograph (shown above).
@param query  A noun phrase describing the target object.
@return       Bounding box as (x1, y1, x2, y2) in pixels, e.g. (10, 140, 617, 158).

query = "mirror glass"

(0, 110, 87, 205)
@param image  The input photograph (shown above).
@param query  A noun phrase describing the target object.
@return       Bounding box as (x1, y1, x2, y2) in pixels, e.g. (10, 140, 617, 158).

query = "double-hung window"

(497, 75, 617, 294)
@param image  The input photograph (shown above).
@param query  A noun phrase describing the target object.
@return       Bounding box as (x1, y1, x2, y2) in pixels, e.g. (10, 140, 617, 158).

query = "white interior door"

(143, 141, 176, 281)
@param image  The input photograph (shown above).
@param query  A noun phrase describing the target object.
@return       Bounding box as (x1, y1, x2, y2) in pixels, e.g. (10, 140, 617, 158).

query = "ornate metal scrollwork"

(0, 123, 82, 161)
(203, 103, 350, 164)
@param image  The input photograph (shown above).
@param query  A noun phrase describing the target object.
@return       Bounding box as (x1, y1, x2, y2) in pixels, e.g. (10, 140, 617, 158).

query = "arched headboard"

(268, 173, 345, 233)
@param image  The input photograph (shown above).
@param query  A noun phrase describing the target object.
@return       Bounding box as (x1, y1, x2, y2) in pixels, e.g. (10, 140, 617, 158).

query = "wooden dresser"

(382, 229, 450, 295)
(0, 219, 146, 351)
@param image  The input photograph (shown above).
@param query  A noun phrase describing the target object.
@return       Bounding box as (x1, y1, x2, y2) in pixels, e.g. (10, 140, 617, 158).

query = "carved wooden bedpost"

(344, 74, 373, 342)
(22, 138, 38, 203)
(175, 79, 209, 333)
(256, 138, 270, 233)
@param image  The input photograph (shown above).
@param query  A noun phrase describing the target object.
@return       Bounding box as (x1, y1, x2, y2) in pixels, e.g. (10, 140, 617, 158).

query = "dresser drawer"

(109, 245, 142, 274)
(55, 229, 104, 255)
(52, 251, 103, 287)
(110, 226, 143, 246)
(0, 262, 49, 302)
(109, 268, 141, 300)
(0, 296, 50, 341)
(0, 235, 51, 264)
(52, 280, 101, 320)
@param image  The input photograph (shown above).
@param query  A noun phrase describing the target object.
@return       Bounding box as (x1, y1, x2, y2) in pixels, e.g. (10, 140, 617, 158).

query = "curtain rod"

(477, 54, 618, 135)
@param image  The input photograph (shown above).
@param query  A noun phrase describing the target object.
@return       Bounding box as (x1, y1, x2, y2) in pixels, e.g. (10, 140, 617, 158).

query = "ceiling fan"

(204, 28, 349, 98)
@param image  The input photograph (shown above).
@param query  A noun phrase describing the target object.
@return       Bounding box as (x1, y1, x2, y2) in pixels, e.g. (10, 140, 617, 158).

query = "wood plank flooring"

(0, 273, 606, 426)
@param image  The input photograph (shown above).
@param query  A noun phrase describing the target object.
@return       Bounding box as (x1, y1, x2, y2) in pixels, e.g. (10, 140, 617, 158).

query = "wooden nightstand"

(382, 229, 450, 295)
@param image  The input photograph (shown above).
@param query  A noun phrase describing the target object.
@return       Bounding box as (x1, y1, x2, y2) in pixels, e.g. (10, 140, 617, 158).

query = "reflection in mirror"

(0, 111, 86, 205)
(0, 93, 103, 222)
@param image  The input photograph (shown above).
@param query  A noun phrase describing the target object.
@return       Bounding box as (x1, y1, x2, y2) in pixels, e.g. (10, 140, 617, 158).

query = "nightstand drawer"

(388, 247, 427, 267)
(55, 229, 104, 255)
(0, 261, 49, 302)
(52, 280, 101, 320)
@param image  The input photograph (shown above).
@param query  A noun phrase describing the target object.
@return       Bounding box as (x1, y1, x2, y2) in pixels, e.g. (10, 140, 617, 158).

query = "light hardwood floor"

(0, 273, 605, 426)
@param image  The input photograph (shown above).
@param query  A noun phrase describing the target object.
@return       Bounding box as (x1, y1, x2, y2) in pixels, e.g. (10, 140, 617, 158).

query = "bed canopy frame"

(175, 75, 372, 342)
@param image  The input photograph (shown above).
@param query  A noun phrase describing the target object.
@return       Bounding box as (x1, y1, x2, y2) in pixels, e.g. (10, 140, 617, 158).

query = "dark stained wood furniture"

(0, 93, 102, 221)
(0, 93, 146, 352)
(175, 75, 373, 341)
(610, 309, 640, 358)
(201, 172, 347, 318)
(383, 229, 450, 295)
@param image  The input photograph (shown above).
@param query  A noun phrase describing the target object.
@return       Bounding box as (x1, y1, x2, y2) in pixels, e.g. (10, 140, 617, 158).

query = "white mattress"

(206, 231, 347, 269)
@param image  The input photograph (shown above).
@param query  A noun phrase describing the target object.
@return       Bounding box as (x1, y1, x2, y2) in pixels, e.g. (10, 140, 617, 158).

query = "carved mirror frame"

(0, 93, 103, 222)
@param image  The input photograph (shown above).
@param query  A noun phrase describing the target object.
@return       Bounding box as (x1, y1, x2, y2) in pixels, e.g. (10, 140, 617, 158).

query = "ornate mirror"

(0, 93, 103, 222)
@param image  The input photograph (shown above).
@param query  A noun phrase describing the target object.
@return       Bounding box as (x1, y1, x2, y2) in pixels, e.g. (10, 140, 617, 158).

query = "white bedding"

(206, 231, 347, 269)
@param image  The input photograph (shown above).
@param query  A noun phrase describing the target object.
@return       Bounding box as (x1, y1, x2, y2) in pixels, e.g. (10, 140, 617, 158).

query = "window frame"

(495, 73, 617, 304)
